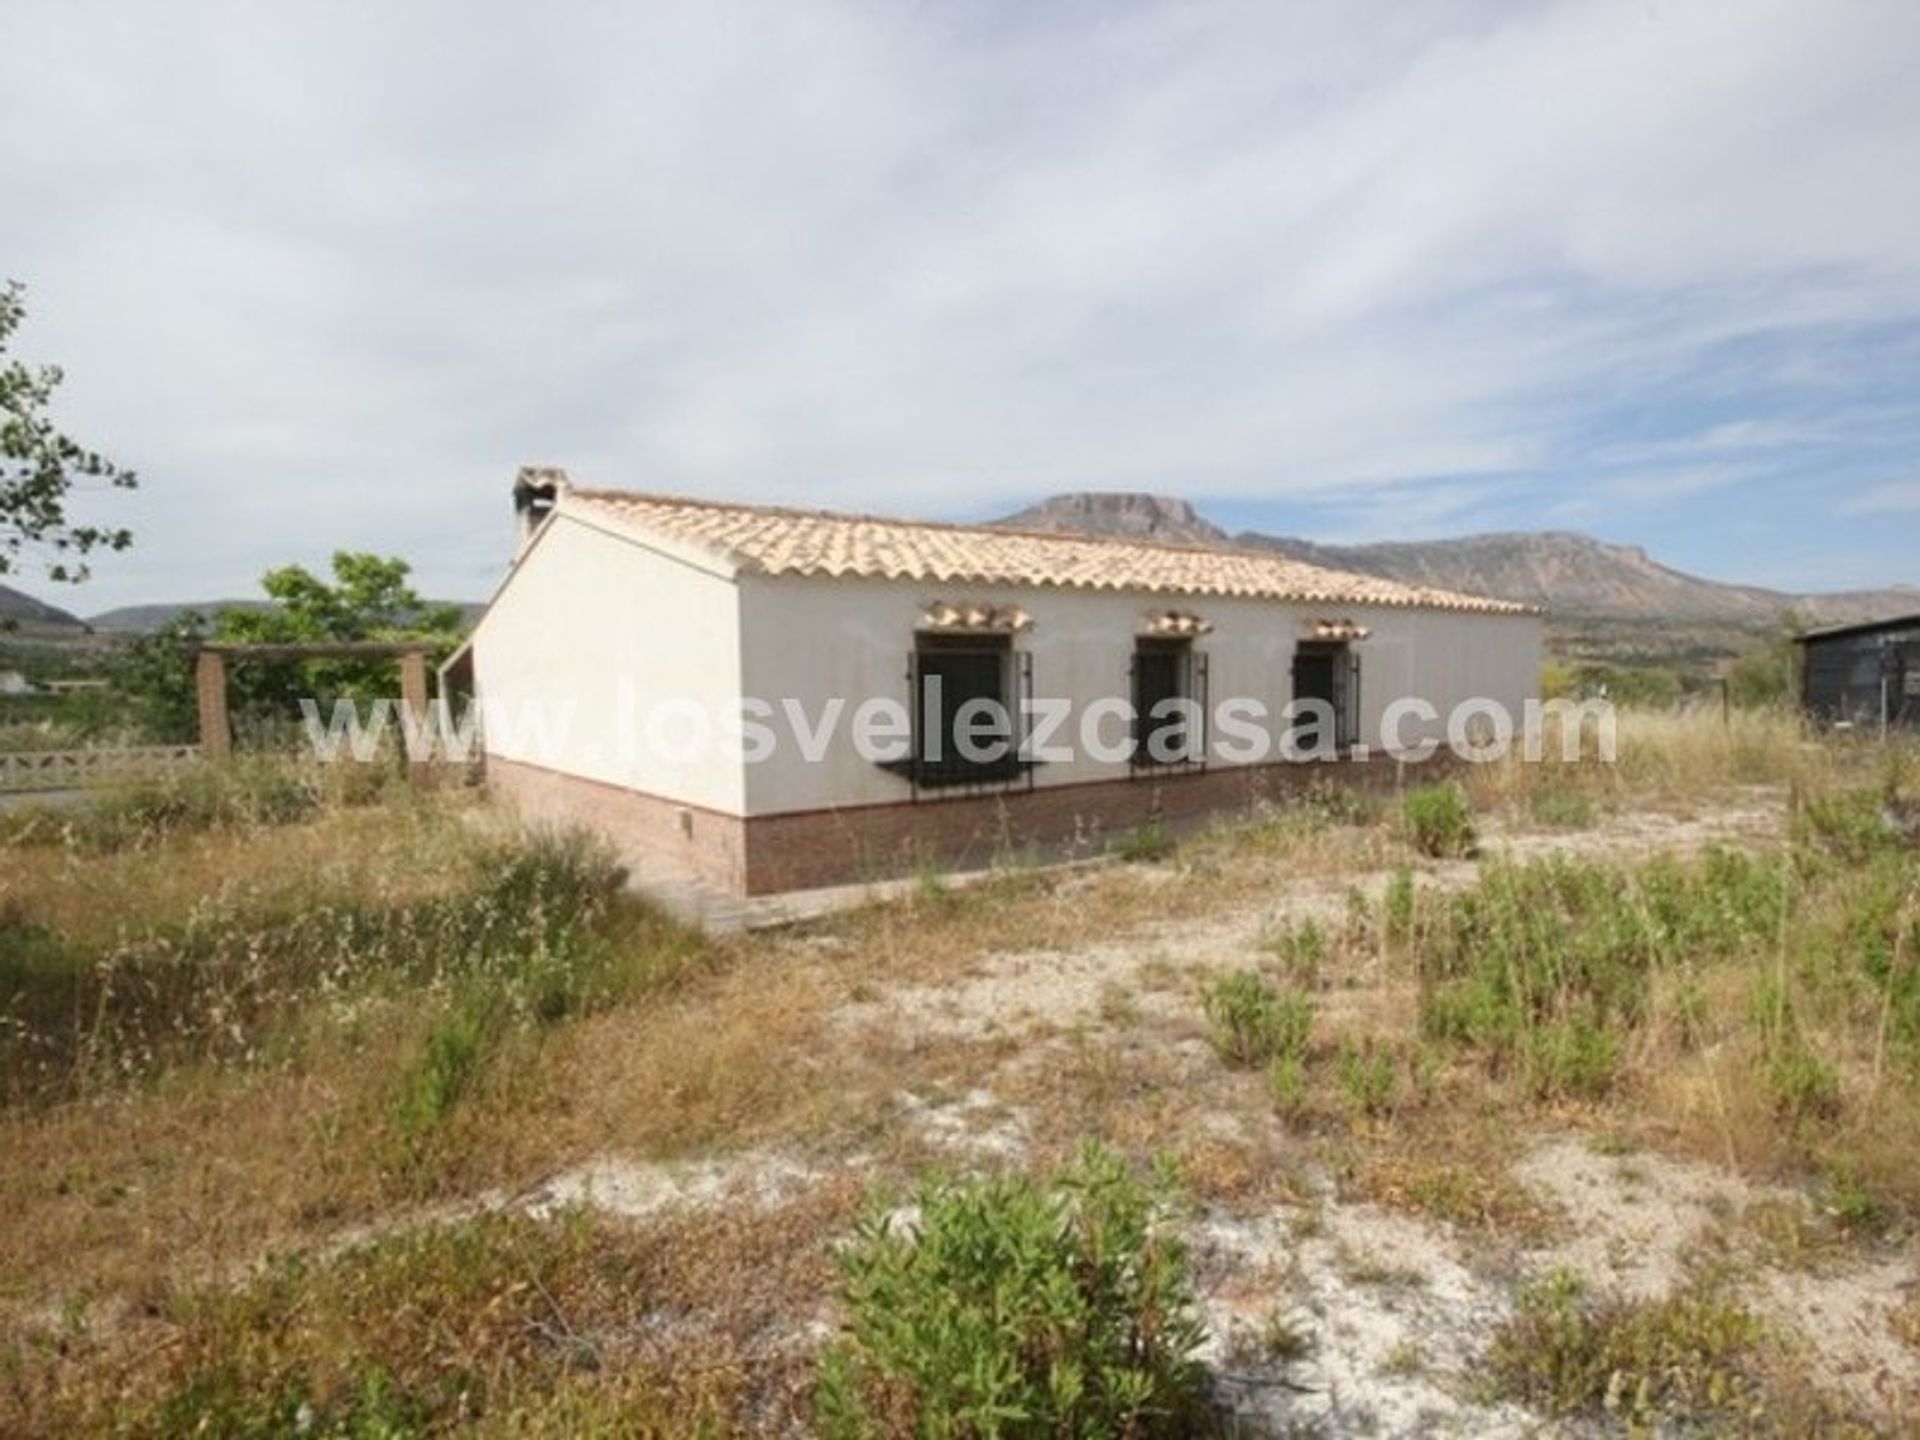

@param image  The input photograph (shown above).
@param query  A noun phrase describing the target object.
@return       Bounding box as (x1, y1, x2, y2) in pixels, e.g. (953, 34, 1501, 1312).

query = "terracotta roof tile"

(556, 482, 1532, 615)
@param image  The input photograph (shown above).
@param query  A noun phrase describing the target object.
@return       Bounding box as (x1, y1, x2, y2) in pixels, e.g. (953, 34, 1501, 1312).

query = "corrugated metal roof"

(545, 475, 1533, 615)
(1793, 613, 1920, 644)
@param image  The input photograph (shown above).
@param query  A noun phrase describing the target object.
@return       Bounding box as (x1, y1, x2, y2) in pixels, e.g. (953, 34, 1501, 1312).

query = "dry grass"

(4, 712, 1918, 1433)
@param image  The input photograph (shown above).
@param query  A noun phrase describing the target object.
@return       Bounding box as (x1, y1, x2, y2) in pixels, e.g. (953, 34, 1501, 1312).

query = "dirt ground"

(202, 789, 1915, 1433)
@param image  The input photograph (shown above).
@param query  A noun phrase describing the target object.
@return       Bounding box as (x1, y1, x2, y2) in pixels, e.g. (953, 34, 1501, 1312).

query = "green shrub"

(1267, 1053, 1310, 1120)
(391, 994, 497, 1141)
(1266, 918, 1326, 986)
(1203, 969, 1312, 1068)
(816, 1145, 1208, 1438)
(1402, 783, 1475, 858)
(1795, 786, 1904, 863)
(1523, 1016, 1619, 1100)
(1766, 1045, 1841, 1122)
(1116, 819, 1174, 863)
(1336, 1038, 1398, 1118)
(1415, 853, 1786, 1082)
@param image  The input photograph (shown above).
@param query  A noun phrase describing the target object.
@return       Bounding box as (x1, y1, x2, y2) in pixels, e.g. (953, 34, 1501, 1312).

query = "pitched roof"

(546, 475, 1531, 615)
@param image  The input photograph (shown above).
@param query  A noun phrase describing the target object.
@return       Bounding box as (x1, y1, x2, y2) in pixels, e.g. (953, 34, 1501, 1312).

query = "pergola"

(193, 642, 438, 784)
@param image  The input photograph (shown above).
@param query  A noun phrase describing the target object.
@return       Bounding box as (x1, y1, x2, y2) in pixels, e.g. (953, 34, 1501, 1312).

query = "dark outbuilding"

(1795, 614, 1920, 732)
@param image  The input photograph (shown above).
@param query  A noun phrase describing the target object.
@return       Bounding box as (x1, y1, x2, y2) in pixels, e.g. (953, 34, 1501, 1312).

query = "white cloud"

(2, 0, 1918, 605)
(1841, 480, 1920, 515)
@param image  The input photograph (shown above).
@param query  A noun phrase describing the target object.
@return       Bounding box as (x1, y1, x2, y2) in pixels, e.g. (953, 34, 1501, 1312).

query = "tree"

(111, 553, 464, 743)
(1726, 611, 1803, 710)
(1, 281, 136, 582)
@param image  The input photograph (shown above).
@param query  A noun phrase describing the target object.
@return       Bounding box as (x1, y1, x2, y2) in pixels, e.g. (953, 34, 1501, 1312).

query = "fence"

(0, 746, 203, 794)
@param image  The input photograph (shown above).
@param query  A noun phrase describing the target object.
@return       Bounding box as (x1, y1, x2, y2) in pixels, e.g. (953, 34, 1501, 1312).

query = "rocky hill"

(994, 493, 1918, 628)
(0, 582, 87, 635)
(998, 493, 1229, 546)
(85, 600, 273, 633)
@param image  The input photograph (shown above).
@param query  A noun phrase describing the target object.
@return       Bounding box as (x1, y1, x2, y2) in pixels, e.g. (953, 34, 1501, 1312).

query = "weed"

(1382, 865, 1416, 949)
(0, 757, 362, 854)
(390, 993, 496, 1142)
(1258, 1309, 1315, 1362)
(1353, 1156, 1557, 1238)
(1267, 1054, 1311, 1124)
(1116, 818, 1175, 863)
(816, 1144, 1209, 1438)
(1204, 970, 1312, 1068)
(1766, 1045, 1842, 1123)
(1818, 1162, 1890, 1237)
(1402, 782, 1475, 858)
(1487, 1269, 1770, 1429)
(1336, 1038, 1399, 1118)
(1379, 1340, 1426, 1378)
(1335, 1245, 1426, 1288)
(1524, 1016, 1620, 1100)
(2, 825, 687, 1105)
(1265, 917, 1326, 987)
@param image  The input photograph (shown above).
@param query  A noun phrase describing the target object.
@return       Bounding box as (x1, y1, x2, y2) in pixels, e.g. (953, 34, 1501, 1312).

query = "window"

(906, 633, 1028, 788)
(1131, 637, 1205, 768)
(1289, 640, 1361, 753)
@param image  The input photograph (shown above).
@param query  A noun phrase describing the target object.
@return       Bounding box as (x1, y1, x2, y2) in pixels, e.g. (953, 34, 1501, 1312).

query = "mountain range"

(5, 496, 1913, 657)
(995, 493, 1917, 629)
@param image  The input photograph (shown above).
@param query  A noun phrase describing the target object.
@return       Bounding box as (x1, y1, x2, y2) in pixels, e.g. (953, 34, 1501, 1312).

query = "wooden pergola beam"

(195, 641, 436, 661)
(192, 640, 445, 786)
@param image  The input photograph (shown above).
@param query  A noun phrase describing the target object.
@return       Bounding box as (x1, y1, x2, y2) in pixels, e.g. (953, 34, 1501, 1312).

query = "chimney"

(512, 465, 568, 556)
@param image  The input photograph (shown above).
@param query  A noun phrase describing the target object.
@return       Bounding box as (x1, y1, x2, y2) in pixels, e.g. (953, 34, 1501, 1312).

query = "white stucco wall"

(736, 573, 1541, 817)
(467, 513, 747, 813)
(469, 534, 1542, 821)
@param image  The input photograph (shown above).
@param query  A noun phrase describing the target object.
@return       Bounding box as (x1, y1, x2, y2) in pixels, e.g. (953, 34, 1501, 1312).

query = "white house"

(457, 467, 1540, 895)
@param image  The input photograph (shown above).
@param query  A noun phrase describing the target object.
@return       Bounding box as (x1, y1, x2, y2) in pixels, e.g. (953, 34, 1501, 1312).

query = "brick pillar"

(195, 650, 231, 759)
(398, 650, 432, 789)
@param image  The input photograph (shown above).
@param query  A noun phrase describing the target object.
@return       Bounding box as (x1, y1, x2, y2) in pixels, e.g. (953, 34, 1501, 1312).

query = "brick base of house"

(486, 757, 750, 894)
(488, 755, 1425, 898)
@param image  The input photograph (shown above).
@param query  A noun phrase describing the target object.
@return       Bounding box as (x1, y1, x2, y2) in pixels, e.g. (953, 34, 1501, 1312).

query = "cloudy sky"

(4, 0, 1918, 611)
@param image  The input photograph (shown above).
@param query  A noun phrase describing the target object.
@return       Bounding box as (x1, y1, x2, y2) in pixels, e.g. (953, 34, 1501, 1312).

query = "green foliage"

(1336, 1038, 1399, 1117)
(390, 995, 496, 1142)
(1417, 851, 1788, 1096)
(1522, 1016, 1620, 1100)
(1116, 818, 1174, 863)
(1726, 616, 1801, 710)
(1382, 866, 1417, 948)
(107, 552, 465, 744)
(107, 611, 212, 742)
(0, 280, 137, 582)
(1203, 969, 1312, 1068)
(1266, 1053, 1310, 1119)
(816, 1144, 1209, 1439)
(1766, 1045, 1841, 1123)
(1401, 782, 1475, 858)
(1265, 917, 1325, 986)
(1567, 662, 1685, 707)
(1796, 785, 1906, 864)
(1487, 1270, 1768, 1428)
